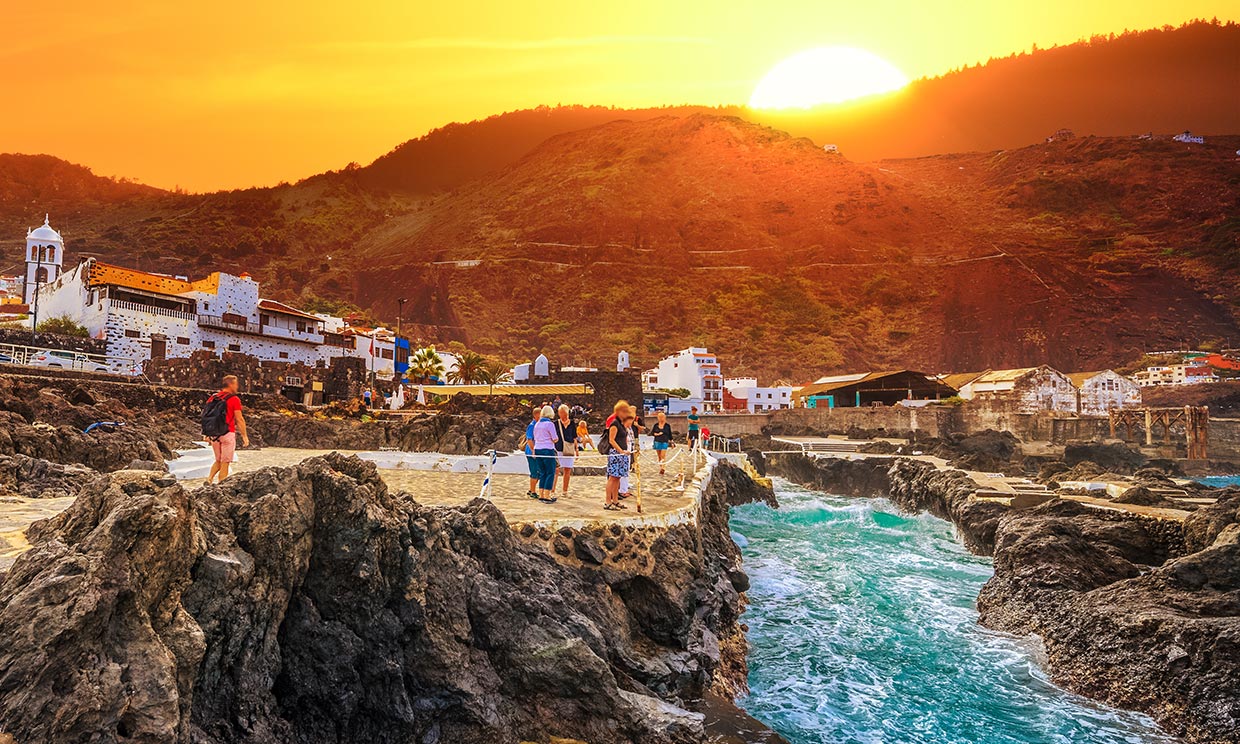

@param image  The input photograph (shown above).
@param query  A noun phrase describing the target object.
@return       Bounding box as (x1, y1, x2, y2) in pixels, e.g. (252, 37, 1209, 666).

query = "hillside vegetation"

(0, 22, 1236, 380)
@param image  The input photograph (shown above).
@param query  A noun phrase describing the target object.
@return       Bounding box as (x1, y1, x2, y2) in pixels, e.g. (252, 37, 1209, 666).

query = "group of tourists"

(520, 398, 705, 511)
(521, 403, 590, 503)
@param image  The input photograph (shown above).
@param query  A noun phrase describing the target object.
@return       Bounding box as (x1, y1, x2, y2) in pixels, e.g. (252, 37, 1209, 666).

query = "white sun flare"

(749, 46, 909, 109)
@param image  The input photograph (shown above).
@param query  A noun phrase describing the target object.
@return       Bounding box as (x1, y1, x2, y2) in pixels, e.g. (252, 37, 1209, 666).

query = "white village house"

(1066, 370, 1143, 415)
(723, 377, 793, 412)
(23, 219, 396, 374)
(953, 366, 1079, 414)
(651, 347, 724, 412)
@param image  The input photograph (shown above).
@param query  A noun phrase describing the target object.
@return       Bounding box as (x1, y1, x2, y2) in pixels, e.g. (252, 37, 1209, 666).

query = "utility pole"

(396, 297, 407, 338)
(29, 254, 44, 346)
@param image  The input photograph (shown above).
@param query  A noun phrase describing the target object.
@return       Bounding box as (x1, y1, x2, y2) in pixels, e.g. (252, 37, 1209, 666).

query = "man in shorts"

(687, 406, 701, 448)
(207, 374, 249, 484)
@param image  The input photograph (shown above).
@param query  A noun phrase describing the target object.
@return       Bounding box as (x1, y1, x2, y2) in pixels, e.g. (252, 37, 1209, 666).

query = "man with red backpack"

(203, 374, 249, 484)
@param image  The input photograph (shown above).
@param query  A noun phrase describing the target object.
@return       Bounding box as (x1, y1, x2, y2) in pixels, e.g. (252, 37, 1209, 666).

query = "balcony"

(198, 315, 324, 345)
(111, 299, 196, 321)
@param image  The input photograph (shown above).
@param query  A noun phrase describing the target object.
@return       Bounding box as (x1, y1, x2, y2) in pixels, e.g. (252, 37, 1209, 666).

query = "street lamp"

(29, 253, 44, 345)
(396, 297, 407, 337)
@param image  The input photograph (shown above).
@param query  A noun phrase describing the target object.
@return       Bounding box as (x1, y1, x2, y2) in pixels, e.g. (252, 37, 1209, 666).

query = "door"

(150, 335, 167, 361)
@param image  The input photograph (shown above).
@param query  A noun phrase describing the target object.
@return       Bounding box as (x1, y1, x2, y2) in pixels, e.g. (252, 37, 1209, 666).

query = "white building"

(1173, 130, 1205, 144)
(955, 366, 1078, 414)
(27, 252, 400, 375)
(654, 347, 723, 411)
(1066, 370, 1142, 415)
(1132, 364, 1218, 387)
(724, 377, 793, 412)
(23, 216, 64, 304)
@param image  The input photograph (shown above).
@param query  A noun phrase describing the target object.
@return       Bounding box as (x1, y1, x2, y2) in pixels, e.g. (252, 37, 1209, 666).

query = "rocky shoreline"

(761, 452, 1240, 744)
(0, 446, 782, 744)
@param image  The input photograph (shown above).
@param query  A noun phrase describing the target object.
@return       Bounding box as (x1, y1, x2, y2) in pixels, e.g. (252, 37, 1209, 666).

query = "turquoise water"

(732, 480, 1176, 744)
(1197, 475, 1240, 488)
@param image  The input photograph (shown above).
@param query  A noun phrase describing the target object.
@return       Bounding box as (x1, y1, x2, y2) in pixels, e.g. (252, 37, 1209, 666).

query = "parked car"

(27, 349, 109, 373)
(0, 351, 15, 365)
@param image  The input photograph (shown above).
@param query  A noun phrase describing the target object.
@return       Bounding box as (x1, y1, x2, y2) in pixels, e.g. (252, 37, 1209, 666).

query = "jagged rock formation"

(0, 454, 770, 743)
(0, 378, 198, 471)
(763, 454, 1240, 743)
(0, 454, 97, 499)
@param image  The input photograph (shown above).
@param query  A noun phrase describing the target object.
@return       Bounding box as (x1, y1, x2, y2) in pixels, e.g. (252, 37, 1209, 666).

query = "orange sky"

(5, 1, 1236, 192)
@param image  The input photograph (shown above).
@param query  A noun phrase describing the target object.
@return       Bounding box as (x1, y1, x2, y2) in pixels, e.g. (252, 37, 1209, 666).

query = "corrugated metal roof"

(1065, 370, 1106, 387)
(797, 370, 938, 398)
(971, 368, 1037, 384)
(940, 372, 982, 390)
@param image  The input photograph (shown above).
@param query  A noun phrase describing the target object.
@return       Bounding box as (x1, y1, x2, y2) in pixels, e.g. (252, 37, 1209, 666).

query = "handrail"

(0, 341, 141, 376)
(111, 299, 196, 320)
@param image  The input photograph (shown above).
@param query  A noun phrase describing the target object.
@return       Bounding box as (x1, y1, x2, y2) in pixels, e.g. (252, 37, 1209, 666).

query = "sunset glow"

(748, 47, 908, 108)
(3, 1, 1236, 191)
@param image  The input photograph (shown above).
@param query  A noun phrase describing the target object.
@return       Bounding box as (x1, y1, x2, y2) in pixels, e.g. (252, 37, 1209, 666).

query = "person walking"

(532, 405, 560, 503)
(204, 374, 249, 484)
(650, 410, 673, 475)
(521, 406, 541, 498)
(687, 405, 701, 448)
(604, 406, 634, 510)
(555, 404, 579, 497)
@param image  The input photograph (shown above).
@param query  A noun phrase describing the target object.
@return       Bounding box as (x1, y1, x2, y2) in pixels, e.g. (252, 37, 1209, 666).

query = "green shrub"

(36, 316, 89, 337)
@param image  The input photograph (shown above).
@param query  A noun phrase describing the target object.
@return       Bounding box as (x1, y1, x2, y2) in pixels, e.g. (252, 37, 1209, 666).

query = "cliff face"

(0, 454, 772, 744)
(763, 454, 1240, 744)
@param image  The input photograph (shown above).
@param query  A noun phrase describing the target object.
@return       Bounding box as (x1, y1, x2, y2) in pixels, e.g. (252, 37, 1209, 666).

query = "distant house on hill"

(1066, 370, 1142, 415)
(1133, 363, 1219, 386)
(822, 144, 840, 154)
(955, 366, 1077, 414)
(1045, 128, 1075, 143)
(1173, 130, 1205, 144)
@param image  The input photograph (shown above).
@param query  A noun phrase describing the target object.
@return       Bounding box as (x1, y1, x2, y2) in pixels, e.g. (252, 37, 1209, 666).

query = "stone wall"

(767, 405, 961, 439)
(145, 351, 382, 402)
(537, 369, 643, 414)
(0, 327, 107, 356)
(664, 412, 773, 437)
(1209, 418, 1240, 461)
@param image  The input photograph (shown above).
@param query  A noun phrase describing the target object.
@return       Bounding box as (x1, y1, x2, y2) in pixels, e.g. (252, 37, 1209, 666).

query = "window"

(279, 351, 289, 359)
(259, 314, 270, 325)
(227, 343, 240, 352)
(124, 329, 140, 338)
(202, 302, 210, 311)
(177, 337, 190, 345)
(295, 321, 306, 332)
(203, 340, 216, 349)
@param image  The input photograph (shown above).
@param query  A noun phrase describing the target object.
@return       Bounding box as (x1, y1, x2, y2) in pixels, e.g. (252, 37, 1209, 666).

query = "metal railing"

(111, 299, 196, 321)
(198, 315, 324, 344)
(198, 314, 262, 334)
(0, 342, 142, 377)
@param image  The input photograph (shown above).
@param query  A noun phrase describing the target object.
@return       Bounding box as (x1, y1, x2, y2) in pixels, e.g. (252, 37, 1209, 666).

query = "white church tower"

(23, 215, 64, 303)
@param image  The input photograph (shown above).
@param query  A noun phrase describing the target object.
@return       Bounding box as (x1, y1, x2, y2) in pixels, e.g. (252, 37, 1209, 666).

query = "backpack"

(202, 393, 234, 438)
(596, 425, 612, 455)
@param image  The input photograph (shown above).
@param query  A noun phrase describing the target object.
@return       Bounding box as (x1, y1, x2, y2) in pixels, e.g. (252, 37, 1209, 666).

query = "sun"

(749, 46, 909, 109)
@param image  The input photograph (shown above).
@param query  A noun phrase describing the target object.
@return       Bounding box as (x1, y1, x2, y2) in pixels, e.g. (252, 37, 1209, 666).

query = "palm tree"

(408, 346, 445, 383)
(448, 350, 488, 384)
(476, 361, 513, 386)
